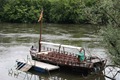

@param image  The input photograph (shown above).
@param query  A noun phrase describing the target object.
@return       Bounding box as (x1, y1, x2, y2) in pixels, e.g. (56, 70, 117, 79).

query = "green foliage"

(0, 0, 7, 21)
(83, 0, 120, 65)
(1, 0, 46, 23)
(84, 0, 96, 7)
(102, 0, 120, 65)
(49, 0, 86, 23)
(82, 0, 109, 24)
(1, 0, 119, 24)
(101, 26, 120, 65)
(0, 0, 89, 23)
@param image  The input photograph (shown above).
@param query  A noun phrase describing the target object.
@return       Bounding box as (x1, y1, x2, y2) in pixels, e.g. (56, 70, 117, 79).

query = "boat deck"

(37, 51, 79, 63)
(17, 59, 59, 72)
(35, 51, 105, 68)
(36, 51, 95, 68)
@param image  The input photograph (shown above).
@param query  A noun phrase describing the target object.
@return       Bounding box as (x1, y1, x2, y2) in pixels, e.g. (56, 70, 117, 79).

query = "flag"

(38, 10, 43, 22)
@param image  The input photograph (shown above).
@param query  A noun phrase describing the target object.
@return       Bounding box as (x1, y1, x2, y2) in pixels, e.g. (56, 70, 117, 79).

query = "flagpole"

(38, 9, 43, 52)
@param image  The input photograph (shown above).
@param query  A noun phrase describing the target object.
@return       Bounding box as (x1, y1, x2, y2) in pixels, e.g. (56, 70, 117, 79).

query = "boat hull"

(30, 54, 106, 75)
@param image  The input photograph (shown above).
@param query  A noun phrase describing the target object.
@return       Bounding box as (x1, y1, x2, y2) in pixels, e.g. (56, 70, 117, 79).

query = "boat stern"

(89, 58, 107, 73)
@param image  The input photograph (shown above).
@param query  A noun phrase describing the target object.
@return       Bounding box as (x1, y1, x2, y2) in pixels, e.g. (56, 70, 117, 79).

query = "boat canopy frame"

(40, 41, 84, 55)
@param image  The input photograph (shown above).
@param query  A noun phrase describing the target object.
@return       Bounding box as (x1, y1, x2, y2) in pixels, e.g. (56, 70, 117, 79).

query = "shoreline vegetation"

(0, 0, 111, 24)
(0, 0, 120, 65)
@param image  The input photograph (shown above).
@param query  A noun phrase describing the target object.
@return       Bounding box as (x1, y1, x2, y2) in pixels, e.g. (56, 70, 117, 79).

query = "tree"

(0, 0, 7, 21)
(1, 0, 45, 23)
(83, 0, 120, 65)
(49, 0, 86, 23)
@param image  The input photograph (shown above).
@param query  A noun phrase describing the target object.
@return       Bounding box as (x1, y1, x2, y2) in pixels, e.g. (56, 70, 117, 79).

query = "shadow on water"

(0, 23, 111, 80)
(8, 69, 105, 80)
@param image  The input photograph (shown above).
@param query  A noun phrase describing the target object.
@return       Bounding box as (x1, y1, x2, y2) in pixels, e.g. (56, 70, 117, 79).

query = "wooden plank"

(17, 60, 59, 71)
(32, 60, 59, 70)
(19, 64, 32, 72)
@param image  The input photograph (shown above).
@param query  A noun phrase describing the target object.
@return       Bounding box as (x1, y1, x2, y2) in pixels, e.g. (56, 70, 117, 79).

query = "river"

(0, 23, 109, 80)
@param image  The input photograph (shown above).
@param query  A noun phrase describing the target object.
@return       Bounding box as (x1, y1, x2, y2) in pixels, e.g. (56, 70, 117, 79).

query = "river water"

(0, 23, 109, 80)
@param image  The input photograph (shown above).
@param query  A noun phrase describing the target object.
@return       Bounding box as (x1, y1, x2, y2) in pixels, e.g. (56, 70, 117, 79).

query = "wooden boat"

(30, 10, 107, 75)
(30, 41, 107, 74)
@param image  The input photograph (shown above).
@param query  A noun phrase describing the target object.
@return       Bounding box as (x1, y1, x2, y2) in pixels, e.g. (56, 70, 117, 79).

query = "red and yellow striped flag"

(38, 10, 43, 22)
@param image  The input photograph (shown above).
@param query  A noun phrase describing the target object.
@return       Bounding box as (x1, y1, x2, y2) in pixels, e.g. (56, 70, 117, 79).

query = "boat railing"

(41, 46, 77, 56)
(36, 51, 94, 68)
(42, 46, 59, 52)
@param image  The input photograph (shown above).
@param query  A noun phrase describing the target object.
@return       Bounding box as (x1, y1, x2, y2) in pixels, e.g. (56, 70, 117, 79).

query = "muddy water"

(0, 23, 108, 80)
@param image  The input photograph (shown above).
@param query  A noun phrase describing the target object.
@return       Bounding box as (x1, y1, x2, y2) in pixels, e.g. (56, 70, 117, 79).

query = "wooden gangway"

(16, 63, 32, 72)
(16, 59, 59, 72)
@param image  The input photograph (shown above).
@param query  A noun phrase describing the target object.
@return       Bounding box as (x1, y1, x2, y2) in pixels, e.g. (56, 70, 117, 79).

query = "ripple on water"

(0, 23, 109, 80)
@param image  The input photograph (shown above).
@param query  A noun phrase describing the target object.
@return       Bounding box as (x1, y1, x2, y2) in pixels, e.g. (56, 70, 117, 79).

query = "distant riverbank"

(0, 0, 107, 24)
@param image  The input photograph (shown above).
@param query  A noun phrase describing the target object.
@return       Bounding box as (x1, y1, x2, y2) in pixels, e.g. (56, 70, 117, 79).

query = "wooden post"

(38, 9, 43, 52)
(39, 21, 42, 52)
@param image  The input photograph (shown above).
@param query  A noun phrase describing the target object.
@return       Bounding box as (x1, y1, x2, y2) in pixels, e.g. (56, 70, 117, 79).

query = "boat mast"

(38, 9, 43, 52)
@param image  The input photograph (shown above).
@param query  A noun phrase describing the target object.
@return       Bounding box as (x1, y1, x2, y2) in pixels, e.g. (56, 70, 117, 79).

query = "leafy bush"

(0, 0, 90, 23)
(101, 26, 120, 65)
(49, 0, 87, 23)
(83, 0, 120, 65)
(1, 0, 45, 23)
